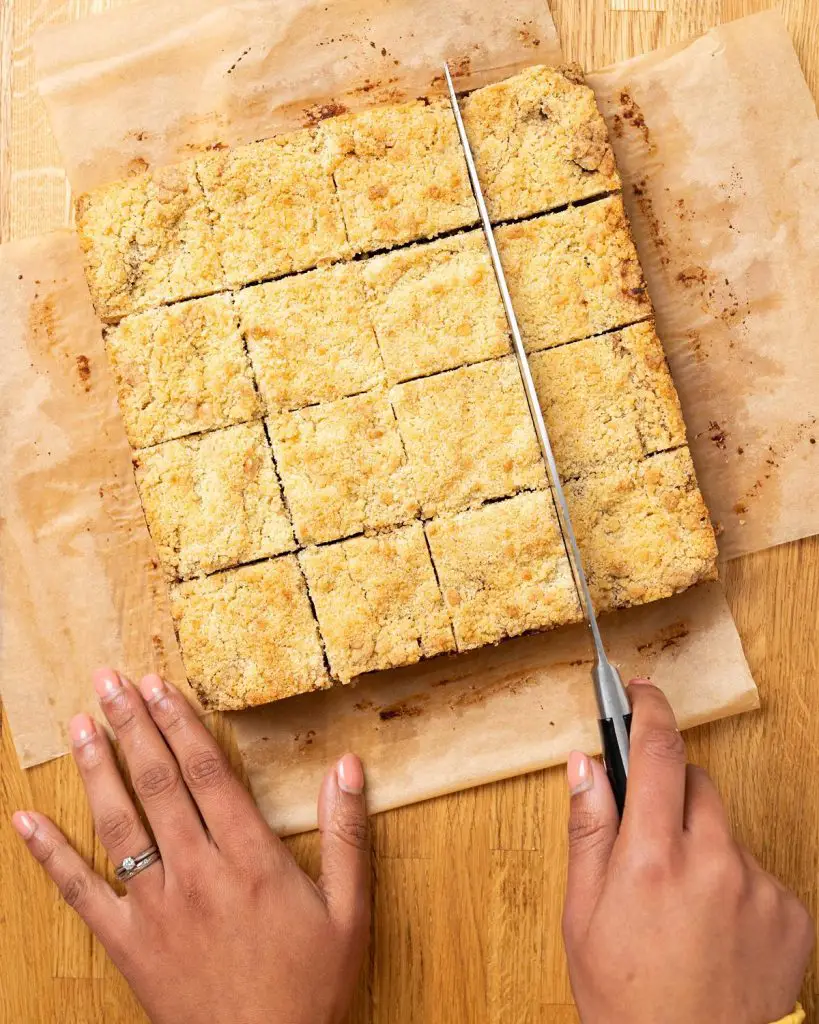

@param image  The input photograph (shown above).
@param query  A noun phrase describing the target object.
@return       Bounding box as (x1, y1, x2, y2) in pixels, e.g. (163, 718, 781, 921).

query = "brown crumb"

(708, 421, 727, 450)
(302, 100, 348, 126)
(75, 354, 91, 389)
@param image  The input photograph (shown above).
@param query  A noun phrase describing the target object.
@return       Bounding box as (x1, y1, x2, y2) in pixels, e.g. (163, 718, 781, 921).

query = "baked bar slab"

(361, 230, 510, 384)
(390, 356, 546, 518)
(496, 195, 651, 352)
(529, 320, 686, 479)
(325, 98, 478, 253)
(197, 130, 349, 288)
(75, 160, 225, 322)
(236, 263, 384, 412)
(426, 491, 582, 651)
(171, 556, 331, 709)
(300, 523, 455, 682)
(269, 392, 418, 545)
(134, 421, 294, 580)
(462, 64, 620, 223)
(565, 447, 719, 613)
(106, 294, 260, 449)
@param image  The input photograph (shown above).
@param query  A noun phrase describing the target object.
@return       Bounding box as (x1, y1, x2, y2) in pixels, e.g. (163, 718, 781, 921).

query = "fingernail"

(12, 811, 37, 839)
(337, 753, 364, 795)
(629, 677, 652, 686)
(93, 667, 123, 701)
(567, 751, 594, 797)
(139, 674, 166, 703)
(69, 713, 96, 748)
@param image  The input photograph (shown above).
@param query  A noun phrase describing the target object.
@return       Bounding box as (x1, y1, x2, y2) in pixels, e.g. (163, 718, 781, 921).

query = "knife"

(443, 63, 633, 816)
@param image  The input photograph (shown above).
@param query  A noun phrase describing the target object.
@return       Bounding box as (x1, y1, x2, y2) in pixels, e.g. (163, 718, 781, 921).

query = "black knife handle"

(599, 713, 632, 818)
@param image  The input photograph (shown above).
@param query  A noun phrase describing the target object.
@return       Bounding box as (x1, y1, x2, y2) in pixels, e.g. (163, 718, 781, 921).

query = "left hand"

(12, 668, 370, 1024)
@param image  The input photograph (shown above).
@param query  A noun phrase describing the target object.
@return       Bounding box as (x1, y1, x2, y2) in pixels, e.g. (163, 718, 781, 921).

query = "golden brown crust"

(197, 129, 349, 288)
(496, 195, 652, 352)
(462, 64, 620, 222)
(299, 523, 455, 682)
(390, 357, 547, 518)
(134, 421, 294, 580)
(529, 320, 685, 479)
(361, 229, 510, 384)
(565, 448, 719, 613)
(75, 160, 225, 322)
(170, 556, 331, 710)
(106, 294, 260, 449)
(425, 491, 582, 651)
(236, 263, 385, 412)
(269, 391, 419, 545)
(324, 98, 478, 253)
(611, 320, 687, 454)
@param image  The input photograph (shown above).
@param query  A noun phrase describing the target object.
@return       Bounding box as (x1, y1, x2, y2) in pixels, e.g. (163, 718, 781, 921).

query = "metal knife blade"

(443, 63, 632, 814)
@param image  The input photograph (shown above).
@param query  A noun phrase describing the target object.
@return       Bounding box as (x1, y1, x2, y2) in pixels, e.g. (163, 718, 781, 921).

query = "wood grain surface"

(2, 2, 818, 1022)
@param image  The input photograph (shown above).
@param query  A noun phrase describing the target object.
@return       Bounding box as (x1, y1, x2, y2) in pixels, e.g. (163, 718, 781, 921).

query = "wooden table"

(1, 2, 818, 1021)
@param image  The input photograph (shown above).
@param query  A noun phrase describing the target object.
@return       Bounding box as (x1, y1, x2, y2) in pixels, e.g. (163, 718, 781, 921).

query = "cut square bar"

(269, 392, 419, 545)
(235, 263, 385, 412)
(299, 523, 455, 682)
(361, 230, 510, 384)
(496, 195, 651, 352)
(529, 320, 686, 479)
(425, 491, 582, 651)
(325, 98, 478, 253)
(134, 421, 294, 580)
(390, 357, 546, 518)
(462, 64, 620, 223)
(75, 160, 225, 322)
(197, 129, 349, 288)
(564, 448, 719, 613)
(106, 294, 261, 449)
(170, 556, 331, 710)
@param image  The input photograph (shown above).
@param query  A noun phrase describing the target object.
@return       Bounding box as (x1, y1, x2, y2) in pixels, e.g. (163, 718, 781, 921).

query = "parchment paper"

(33, 0, 562, 194)
(2, 7, 816, 810)
(0, 233, 198, 767)
(232, 583, 757, 835)
(589, 11, 819, 560)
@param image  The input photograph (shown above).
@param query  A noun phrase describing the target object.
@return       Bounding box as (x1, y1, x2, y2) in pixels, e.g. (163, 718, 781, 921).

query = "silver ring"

(115, 844, 161, 883)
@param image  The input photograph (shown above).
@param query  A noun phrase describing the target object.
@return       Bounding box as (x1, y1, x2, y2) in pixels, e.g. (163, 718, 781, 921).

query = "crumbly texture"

(361, 230, 510, 384)
(269, 392, 419, 545)
(235, 263, 384, 412)
(390, 357, 546, 518)
(299, 523, 455, 682)
(325, 98, 478, 253)
(425, 491, 582, 651)
(134, 422, 294, 580)
(106, 294, 261, 449)
(75, 160, 225, 322)
(496, 195, 652, 351)
(565, 448, 719, 613)
(170, 556, 331, 710)
(529, 320, 686, 479)
(462, 64, 620, 223)
(612, 320, 687, 455)
(197, 129, 349, 288)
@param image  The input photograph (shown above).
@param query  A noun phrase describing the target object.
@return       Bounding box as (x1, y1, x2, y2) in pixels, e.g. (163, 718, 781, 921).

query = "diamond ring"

(114, 844, 161, 883)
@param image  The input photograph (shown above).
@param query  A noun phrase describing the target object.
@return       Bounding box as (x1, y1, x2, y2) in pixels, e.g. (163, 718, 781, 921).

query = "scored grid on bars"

(89, 70, 709, 696)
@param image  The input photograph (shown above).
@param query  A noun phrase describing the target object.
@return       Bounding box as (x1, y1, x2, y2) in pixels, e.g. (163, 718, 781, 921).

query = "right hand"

(562, 680, 814, 1024)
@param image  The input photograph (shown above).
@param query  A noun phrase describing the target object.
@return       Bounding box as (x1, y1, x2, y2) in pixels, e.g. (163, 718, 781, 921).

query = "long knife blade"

(443, 63, 632, 812)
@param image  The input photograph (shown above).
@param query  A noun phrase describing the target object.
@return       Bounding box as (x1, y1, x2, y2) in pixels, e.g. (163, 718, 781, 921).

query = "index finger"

(138, 675, 276, 857)
(622, 680, 687, 843)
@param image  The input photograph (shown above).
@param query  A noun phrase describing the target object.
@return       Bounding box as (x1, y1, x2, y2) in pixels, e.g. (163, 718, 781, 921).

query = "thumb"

(563, 752, 619, 940)
(317, 753, 371, 937)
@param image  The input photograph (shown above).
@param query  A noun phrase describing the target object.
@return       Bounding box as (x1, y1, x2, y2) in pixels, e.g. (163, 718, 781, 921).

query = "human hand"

(12, 669, 370, 1024)
(562, 680, 814, 1024)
